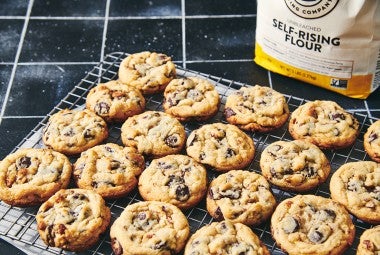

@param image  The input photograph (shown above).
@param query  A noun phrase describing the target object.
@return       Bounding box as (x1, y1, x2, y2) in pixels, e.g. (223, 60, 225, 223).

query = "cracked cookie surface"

(288, 100, 359, 149)
(260, 140, 331, 192)
(364, 119, 380, 162)
(0, 148, 72, 207)
(121, 111, 186, 158)
(138, 154, 207, 209)
(186, 123, 255, 171)
(184, 221, 270, 255)
(224, 85, 289, 132)
(118, 51, 176, 94)
(42, 109, 108, 155)
(73, 143, 145, 199)
(86, 80, 145, 122)
(206, 170, 276, 226)
(271, 194, 355, 255)
(357, 225, 380, 255)
(329, 161, 380, 224)
(36, 188, 111, 252)
(163, 76, 220, 121)
(110, 201, 190, 255)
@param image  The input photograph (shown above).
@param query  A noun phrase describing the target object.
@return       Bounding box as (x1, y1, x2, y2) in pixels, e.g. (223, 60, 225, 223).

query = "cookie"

(42, 109, 108, 155)
(184, 221, 270, 255)
(206, 170, 276, 226)
(0, 148, 72, 207)
(138, 154, 207, 209)
(356, 225, 380, 255)
(121, 111, 186, 158)
(271, 194, 355, 255)
(36, 188, 111, 252)
(288, 100, 359, 149)
(85, 80, 145, 123)
(73, 143, 145, 199)
(364, 119, 380, 162)
(110, 201, 190, 255)
(260, 140, 331, 192)
(224, 85, 289, 132)
(163, 76, 220, 121)
(329, 161, 380, 224)
(118, 51, 176, 94)
(186, 123, 255, 171)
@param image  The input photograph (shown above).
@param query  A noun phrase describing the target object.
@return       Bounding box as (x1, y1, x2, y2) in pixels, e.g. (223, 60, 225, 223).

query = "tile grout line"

(181, 0, 186, 68)
(0, 0, 34, 124)
(100, 0, 111, 63)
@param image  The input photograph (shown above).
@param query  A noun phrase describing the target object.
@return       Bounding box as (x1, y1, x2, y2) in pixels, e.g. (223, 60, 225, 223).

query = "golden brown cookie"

(288, 100, 359, 149)
(329, 161, 380, 224)
(163, 76, 220, 121)
(271, 195, 355, 255)
(184, 221, 270, 255)
(121, 111, 186, 158)
(110, 201, 190, 255)
(138, 154, 207, 209)
(118, 51, 176, 94)
(260, 140, 331, 192)
(36, 188, 111, 252)
(0, 148, 72, 207)
(73, 143, 145, 199)
(42, 109, 108, 155)
(364, 119, 380, 162)
(186, 123, 255, 171)
(85, 80, 145, 122)
(356, 226, 380, 255)
(224, 85, 289, 132)
(206, 170, 276, 226)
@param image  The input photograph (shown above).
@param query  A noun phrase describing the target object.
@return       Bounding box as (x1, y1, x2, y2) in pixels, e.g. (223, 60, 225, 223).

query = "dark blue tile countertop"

(0, 0, 379, 255)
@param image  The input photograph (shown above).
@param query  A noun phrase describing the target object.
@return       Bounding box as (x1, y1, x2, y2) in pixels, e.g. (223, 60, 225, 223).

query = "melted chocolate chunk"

(308, 229, 325, 243)
(188, 134, 198, 147)
(95, 102, 110, 115)
(175, 184, 190, 201)
(224, 107, 236, 118)
(368, 132, 378, 143)
(329, 112, 346, 121)
(225, 148, 236, 158)
(283, 216, 299, 234)
(17, 156, 31, 169)
(110, 160, 121, 170)
(324, 209, 336, 220)
(214, 207, 224, 220)
(165, 134, 180, 148)
(158, 161, 172, 170)
(63, 128, 75, 137)
(111, 238, 124, 255)
(199, 152, 206, 161)
(83, 129, 95, 140)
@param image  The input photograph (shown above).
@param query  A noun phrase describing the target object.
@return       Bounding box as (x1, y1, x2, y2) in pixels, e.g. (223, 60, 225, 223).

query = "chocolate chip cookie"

(329, 161, 380, 224)
(86, 80, 145, 122)
(224, 85, 289, 132)
(0, 148, 72, 207)
(42, 109, 108, 155)
(110, 201, 190, 255)
(121, 111, 186, 158)
(36, 188, 111, 251)
(357, 225, 380, 255)
(260, 140, 331, 192)
(288, 100, 359, 149)
(186, 123, 255, 171)
(118, 51, 176, 94)
(206, 170, 276, 226)
(364, 119, 380, 162)
(271, 195, 355, 255)
(184, 221, 270, 255)
(73, 143, 145, 199)
(138, 154, 207, 209)
(163, 76, 220, 121)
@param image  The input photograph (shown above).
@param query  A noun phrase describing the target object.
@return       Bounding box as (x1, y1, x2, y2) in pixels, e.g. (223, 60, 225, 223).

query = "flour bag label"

(254, 0, 380, 99)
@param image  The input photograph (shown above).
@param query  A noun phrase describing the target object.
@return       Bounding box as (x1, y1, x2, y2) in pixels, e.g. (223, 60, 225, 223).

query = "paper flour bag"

(254, 0, 380, 99)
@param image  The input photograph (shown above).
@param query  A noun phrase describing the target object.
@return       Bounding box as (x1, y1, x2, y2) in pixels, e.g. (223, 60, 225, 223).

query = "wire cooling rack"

(0, 52, 377, 255)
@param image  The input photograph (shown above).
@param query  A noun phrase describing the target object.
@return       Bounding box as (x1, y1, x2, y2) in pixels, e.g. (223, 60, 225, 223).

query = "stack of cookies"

(0, 51, 378, 255)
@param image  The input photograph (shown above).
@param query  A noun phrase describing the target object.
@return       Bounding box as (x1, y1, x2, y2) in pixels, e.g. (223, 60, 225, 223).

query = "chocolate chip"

(188, 134, 198, 147)
(308, 230, 325, 243)
(137, 212, 146, 221)
(333, 128, 340, 136)
(324, 209, 336, 220)
(219, 188, 241, 199)
(165, 134, 180, 148)
(187, 89, 203, 101)
(83, 129, 95, 140)
(111, 238, 124, 255)
(58, 224, 66, 234)
(368, 132, 378, 143)
(330, 112, 345, 121)
(306, 167, 316, 177)
(224, 107, 236, 118)
(95, 102, 110, 115)
(282, 216, 299, 234)
(63, 128, 75, 137)
(167, 97, 178, 107)
(208, 189, 215, 199)
(158, 162, 172, 170)
(225, 148, 236, 158)
(46, 225, 56, 246)
(17, 156, 31, 169)
(153, 240, 167, 250)
(199, 152, 206, 161)
(166, 175, 183, 186)
(214, 207, 224, 220)
(175, 184, 190, 201)
(105, 146, 114, 153)
(110, 160, 121, 170)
